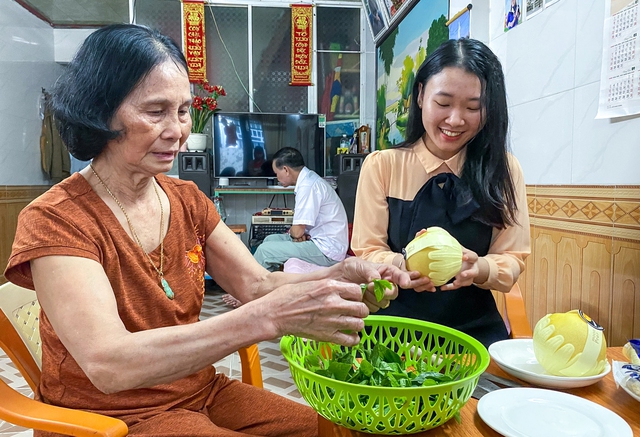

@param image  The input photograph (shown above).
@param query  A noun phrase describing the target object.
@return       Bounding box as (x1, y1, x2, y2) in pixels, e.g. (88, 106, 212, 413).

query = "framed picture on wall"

(525, 0, 544, 20)
(375, 0, 449, 149)
(362, 0, 389, 42)
(380, 0, 412, 23)
(447, 5, 471, 39)
(504, 0, 523, 31)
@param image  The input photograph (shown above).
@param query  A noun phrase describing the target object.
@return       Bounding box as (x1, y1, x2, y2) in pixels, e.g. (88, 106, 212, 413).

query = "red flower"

(190, 80, 226, 133)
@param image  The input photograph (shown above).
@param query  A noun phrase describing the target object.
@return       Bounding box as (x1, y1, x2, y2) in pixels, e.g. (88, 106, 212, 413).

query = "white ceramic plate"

(268, 185, 294, 189)
(620, 381, 640, 402)
(488, 339, 610, 389)
(477, 387, 632, 437)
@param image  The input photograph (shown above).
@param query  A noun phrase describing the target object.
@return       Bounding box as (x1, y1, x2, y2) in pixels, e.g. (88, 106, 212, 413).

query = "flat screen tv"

(212, 112, 325, 178)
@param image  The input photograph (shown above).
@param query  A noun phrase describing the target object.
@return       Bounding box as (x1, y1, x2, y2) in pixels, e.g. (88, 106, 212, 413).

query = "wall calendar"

(597, 0, 640, 118)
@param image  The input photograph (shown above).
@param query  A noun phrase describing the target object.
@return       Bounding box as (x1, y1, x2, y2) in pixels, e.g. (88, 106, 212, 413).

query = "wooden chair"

(493, 282, 533, 339)
(0, 281, 263, 436)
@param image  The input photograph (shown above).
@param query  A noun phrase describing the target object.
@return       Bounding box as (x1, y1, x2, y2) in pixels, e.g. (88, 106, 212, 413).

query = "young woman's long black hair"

(398, 38, 518, 228)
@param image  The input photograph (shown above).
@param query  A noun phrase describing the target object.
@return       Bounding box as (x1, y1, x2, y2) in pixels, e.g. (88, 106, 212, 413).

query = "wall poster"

(447, 5, 471, 40)
(525, 0, 544, 20)
(183, 0, 206, 82)
(504, 0, 523, 31)
(597, 0, 640, 118)
(381, 0, 411, 22)
(375, 0, 449, 149)
(363, 0, 389, 42)
(290, 4, 313, 86)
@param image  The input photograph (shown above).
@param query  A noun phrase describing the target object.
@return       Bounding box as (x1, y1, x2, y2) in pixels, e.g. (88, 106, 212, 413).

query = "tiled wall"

(520, 185, 640, 347)
(0, 0, 65, 186)
(484, 0, 640, 346)
(489, 0, 640, 186)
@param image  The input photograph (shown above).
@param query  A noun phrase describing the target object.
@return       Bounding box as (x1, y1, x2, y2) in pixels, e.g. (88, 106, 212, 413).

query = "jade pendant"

(161, 278, 174, 300)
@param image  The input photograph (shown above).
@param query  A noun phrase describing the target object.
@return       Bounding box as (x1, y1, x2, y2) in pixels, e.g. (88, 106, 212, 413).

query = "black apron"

(379, 172, 508, 348)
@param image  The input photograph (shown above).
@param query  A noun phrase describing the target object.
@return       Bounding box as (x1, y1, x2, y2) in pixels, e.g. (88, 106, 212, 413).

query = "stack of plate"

(477, 339, 632, 437)
(488, 338, 610, 389)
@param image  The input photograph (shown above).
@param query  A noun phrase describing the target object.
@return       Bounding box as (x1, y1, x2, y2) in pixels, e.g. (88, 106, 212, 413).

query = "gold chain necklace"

(89, 164, 174, 300)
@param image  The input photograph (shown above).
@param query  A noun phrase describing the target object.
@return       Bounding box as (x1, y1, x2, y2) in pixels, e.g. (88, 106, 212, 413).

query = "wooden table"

(227, 223, 247, 234)
(318, 347, 638, 436)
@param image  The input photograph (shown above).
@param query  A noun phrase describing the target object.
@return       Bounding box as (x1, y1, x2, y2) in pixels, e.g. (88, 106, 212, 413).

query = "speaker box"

(336, 169, 360, 223)
(333, 153, 366, 175)
(178, 152, 211, 197)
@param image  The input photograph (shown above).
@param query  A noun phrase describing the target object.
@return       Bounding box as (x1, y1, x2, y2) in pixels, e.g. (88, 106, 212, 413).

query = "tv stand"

(213, 187, 295, 196)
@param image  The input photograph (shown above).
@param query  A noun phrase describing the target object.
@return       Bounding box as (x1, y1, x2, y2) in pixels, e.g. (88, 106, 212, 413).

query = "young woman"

(351, 38, 530, 347)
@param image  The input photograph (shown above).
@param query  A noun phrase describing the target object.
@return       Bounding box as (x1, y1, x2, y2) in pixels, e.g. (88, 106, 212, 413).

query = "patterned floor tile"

(0, 287, 304, 436)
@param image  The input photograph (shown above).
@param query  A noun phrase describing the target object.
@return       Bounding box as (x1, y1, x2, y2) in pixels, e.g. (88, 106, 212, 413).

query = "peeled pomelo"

(404, 227, 462, 286)
(532, 310, 607, 377)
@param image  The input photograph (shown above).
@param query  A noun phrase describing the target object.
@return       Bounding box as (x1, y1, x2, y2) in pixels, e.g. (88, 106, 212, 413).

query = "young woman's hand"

(406, 270, 437, 292)
(404, 228, 437, 292)
(440, 247, 480, 291)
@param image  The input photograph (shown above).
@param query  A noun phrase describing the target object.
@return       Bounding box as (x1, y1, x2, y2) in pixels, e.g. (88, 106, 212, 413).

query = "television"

(212, 112, 325, 178)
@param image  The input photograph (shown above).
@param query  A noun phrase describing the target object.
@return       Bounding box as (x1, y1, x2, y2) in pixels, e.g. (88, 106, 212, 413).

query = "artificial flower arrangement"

(190, 80, 226, 133)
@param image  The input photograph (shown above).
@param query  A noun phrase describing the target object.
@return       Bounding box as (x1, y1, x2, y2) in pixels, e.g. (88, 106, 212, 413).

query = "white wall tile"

(469, 0, 490, 43)
(572, 82, 640, 184)
(54, 28, 96, 63)
(491, 0, 640, 185)
(509, 90, 575, 185)
(0, 0, 44, 26)
(489, 35, 508, 80)
(0, 0, 54, 62)
(489, 0, 507, 41)
(574, 0, 605, 88)
(503, 0, 577, 106)
(0, 0, 64, 185)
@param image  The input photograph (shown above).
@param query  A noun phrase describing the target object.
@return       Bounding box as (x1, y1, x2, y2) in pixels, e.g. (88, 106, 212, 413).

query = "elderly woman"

(4, 24, 412, 437)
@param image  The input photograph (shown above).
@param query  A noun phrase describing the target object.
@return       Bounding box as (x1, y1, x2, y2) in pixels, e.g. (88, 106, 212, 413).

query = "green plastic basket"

(280, 315, 490, 435)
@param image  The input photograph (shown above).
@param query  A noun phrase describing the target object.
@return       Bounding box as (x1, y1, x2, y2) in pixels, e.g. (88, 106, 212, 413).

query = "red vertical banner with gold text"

(290, 4, 313, 86)
(183, 0, 206, 83)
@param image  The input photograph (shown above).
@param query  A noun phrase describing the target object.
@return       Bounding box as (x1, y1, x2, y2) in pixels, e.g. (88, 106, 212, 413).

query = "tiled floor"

(0, 286, 304, 436)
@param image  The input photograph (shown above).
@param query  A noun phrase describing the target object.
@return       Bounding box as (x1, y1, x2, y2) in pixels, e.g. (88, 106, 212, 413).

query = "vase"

(212, 196, 227, 222)
(187, 133, 208, 151)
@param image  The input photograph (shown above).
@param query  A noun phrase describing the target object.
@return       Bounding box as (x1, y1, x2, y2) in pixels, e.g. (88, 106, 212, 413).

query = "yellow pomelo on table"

(404, 226, 462, 287)
(532, 310, 607, 377)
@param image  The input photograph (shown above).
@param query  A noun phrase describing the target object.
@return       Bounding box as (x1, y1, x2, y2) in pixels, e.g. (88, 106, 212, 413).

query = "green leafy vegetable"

(304, 341, 463, 429)
(361, 278, 394, 302)
(321, 280, 464, 429)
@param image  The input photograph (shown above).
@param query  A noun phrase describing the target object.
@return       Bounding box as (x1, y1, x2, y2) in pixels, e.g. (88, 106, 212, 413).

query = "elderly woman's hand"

(327, 257, 410, 312)
(262, 279, 369, 346)
(334, 257, 409, 286)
